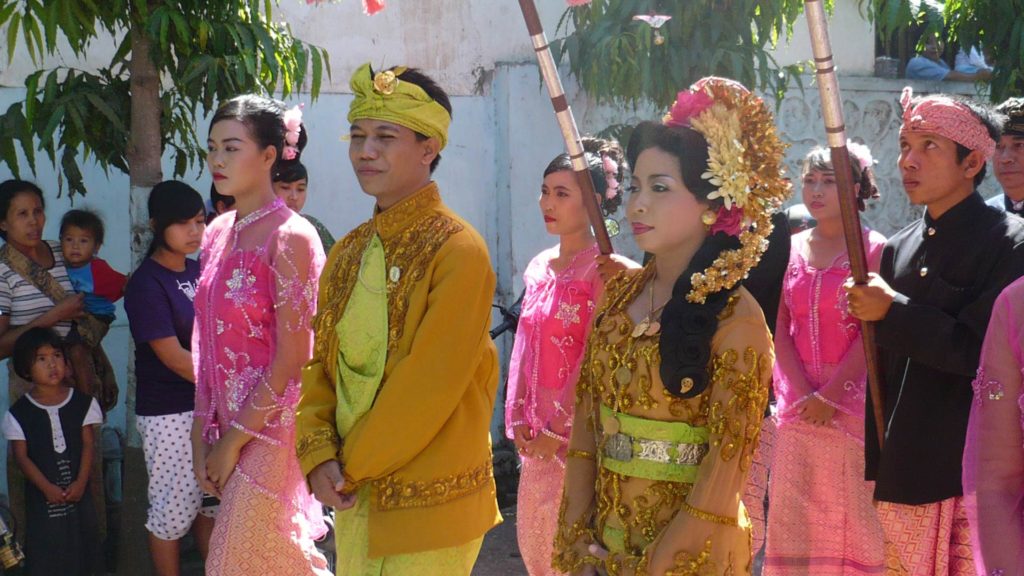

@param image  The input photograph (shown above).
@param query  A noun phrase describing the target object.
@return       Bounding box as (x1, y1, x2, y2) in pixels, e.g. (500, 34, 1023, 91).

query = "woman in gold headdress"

(552, 77, 791, 576)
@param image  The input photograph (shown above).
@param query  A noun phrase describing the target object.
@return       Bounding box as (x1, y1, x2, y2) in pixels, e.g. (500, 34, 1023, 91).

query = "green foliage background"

(552, 0, 827, 110)
(863, 0, 1022, 101)
(0, 0, 330, 196)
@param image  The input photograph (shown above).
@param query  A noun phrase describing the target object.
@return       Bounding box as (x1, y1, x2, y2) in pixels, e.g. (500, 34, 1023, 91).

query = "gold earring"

(701, 209, 718, 227)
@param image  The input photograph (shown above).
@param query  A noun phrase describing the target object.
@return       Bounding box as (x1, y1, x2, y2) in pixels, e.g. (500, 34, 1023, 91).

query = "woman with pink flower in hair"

(505, 137, 637, 576)
(553, 77, 787, 575)
(763, 144, 887, 575)
(192, 94, 330, 575)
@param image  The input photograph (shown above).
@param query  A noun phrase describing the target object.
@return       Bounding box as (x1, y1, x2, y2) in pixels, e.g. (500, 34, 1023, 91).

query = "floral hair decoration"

(662, 77, 791, 304)
(282, 104, 304, 161)
(847, 140, 875, 172)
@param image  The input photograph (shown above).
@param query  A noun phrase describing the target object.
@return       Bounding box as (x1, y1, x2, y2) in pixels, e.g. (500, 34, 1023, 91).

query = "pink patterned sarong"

(876, 498, 976, 576)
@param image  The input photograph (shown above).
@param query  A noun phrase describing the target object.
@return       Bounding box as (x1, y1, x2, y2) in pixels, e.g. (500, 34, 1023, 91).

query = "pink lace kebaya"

(504, 242, 602, 576)
(964, 276, 1024, 576)
(193, 198, 329, 576)
(773, 229, 886, 440)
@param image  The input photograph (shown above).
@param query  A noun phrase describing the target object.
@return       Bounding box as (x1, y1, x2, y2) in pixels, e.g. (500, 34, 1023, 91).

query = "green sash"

(599, 405, 709, 484)
(334, 235, 389, 437)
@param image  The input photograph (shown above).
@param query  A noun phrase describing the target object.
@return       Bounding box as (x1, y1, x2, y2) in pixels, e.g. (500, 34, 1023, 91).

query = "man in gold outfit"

(295, 63, 501, 575)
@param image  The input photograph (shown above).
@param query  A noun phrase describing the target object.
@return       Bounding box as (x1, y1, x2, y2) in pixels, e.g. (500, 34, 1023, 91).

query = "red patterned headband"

(899, 86, 995, 160)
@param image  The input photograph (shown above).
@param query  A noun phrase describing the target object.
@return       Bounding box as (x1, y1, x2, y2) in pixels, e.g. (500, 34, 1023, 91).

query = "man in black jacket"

(847, 87, 1024, 574)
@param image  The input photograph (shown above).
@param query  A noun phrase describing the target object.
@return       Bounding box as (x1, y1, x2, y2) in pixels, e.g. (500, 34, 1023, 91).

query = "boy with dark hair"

(59, 209, 126, 414)
(847, 88, 1024, 574)
(59, 209, 127, 323)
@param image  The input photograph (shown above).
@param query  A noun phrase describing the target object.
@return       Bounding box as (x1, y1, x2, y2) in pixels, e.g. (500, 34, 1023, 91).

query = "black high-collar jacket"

(866, 192, 1024, 504)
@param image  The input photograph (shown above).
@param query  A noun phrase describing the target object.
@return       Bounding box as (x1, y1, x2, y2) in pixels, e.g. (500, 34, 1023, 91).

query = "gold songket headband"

(347, 62, 451, 150)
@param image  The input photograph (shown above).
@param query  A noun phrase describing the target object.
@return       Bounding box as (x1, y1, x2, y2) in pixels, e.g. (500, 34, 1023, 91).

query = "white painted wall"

(769, 0, 877, 76)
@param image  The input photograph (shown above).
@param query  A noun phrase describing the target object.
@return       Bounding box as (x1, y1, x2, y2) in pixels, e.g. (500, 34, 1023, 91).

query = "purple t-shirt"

(124, 257, 200, 416)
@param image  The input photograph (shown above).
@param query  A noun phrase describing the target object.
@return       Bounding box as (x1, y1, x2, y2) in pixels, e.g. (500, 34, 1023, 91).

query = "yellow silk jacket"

(296, 183, 501, 558)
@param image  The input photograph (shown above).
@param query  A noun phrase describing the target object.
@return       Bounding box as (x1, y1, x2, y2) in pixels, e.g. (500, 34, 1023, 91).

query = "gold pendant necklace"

(610, 267, 668, 417)
(632, 272, 669, 338)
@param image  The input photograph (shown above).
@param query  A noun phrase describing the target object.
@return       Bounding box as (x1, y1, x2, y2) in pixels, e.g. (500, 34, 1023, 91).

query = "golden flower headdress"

(662, 77, 792, 304)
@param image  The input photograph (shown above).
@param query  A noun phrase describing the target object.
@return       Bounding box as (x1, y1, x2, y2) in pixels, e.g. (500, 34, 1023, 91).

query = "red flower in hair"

(710, 206, 744, 237)
(664, 89, 714, 128)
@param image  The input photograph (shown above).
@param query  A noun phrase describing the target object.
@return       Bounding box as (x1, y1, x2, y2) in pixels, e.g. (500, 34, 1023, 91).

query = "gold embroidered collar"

(373, 182, 441, 241)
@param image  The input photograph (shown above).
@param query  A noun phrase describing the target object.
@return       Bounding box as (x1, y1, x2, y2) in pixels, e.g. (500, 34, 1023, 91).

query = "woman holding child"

(0, 178, 108, 545)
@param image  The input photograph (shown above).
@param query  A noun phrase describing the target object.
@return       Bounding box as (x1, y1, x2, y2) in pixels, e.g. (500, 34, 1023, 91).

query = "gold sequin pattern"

(706, 347, 771, 470)
(552, 496, 601, 573)
(664, 538, 721, 576)
(555, 267, 770, 575)
(383, 215, 463, 352)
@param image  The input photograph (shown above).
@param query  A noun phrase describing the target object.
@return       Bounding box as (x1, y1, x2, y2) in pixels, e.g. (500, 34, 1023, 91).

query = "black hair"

(802, 146, 881, 211)
(0, 180, 46, 241)
(12, 327, 64, 381)
(209, 183, 236, 212)
(543, 137, 626, 216)
(996, 97, 1024, 134)
(908, 94, 1003, 188)
(626, 121, 742, 399)
(210, 94, 291, 172)
(387, 66, 453, 174)
(146, 180, 206, 257)
(60, 209, 106, 246)
(273, 161, 308, 184)
(273, 120, 309, 184)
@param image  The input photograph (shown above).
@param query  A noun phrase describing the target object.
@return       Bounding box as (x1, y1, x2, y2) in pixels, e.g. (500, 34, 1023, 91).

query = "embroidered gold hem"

(373, 455, 493, 511)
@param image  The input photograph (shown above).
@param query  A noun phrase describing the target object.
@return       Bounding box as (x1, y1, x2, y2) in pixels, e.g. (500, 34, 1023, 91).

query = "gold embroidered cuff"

(341, 469, 363, 496)
(567, 449, 596, 460)
(681, 501, 738, 527)
(296, 428, 341, 476)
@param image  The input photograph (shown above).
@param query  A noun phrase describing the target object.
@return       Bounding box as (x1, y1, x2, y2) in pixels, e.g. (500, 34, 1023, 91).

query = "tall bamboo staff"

(517, 0, 614, 255)
(804, 0, 885, 449)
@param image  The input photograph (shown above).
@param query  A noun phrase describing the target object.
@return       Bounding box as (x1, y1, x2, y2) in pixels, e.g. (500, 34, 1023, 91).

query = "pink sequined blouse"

(773, 228, 886, 441)
(505, 244, 602, 448)
(192, 198, 325, 523)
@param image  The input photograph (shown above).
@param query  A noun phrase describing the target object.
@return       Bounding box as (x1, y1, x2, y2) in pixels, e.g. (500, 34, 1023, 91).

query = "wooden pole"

(517, 0, 614, 255)
(804, 0, 886, 450)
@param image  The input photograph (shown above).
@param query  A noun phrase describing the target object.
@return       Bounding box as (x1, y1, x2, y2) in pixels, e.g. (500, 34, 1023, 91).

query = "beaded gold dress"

(554, 265, 774, 576)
